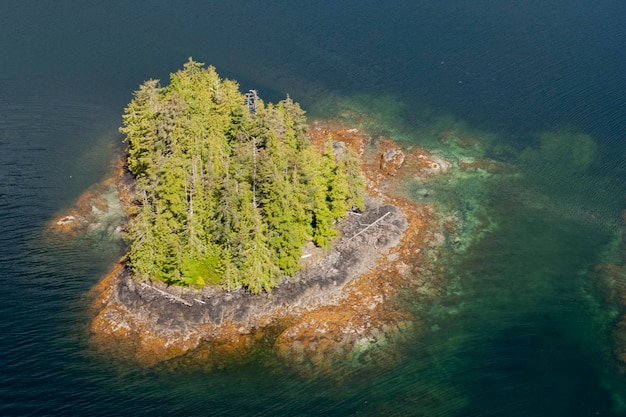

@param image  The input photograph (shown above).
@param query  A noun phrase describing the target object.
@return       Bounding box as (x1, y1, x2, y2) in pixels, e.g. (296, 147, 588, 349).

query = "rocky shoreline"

(52, 122, 454, 372)
(90, 199, 416, 366)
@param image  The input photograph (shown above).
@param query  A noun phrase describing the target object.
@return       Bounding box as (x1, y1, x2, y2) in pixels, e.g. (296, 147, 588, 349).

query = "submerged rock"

(47, 171, 126, 239)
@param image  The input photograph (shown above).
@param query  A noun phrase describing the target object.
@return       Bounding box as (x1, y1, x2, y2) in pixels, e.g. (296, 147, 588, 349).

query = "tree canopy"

(121, 59, 364, 293)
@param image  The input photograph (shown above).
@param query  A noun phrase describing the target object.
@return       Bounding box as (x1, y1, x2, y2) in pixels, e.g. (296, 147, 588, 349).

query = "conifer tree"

(120, 59, 364, 293)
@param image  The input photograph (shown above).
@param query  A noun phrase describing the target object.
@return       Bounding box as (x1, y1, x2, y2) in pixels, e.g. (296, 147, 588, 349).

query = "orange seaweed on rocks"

(47, 159, 126, 237)
(89, 120, 451, 375)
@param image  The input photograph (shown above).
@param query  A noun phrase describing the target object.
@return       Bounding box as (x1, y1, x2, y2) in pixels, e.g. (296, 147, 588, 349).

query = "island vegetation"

(120, 59, 364, 293)
(80, 67, 458, 368)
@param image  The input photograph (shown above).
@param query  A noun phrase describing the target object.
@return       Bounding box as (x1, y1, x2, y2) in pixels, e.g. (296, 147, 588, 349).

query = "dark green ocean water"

(1, 1, 625, 415)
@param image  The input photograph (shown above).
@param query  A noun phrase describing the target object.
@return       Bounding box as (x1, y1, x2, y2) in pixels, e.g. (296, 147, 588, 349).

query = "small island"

(52, 59, 455, 372)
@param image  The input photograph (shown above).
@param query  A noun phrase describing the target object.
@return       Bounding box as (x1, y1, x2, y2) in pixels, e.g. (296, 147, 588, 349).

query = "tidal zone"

(48, 62, 626, 391)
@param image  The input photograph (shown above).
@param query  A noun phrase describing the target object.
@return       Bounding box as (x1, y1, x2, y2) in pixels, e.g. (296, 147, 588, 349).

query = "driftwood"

(348, 211, 391, 242)
(140, 283, 193, 306)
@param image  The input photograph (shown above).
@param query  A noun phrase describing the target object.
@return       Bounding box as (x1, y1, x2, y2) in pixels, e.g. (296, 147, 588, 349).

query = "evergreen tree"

(120, 59, 364, 293)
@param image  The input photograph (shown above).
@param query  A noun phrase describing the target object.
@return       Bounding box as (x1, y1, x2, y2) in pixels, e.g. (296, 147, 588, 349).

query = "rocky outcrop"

(380, 148, 406, 175)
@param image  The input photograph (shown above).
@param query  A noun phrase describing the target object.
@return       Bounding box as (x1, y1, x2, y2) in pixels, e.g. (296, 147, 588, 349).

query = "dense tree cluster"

(121, 59, 364, 293)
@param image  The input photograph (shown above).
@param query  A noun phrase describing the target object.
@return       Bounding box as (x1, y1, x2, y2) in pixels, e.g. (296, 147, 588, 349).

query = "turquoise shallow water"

(1, 1, 625, 415)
